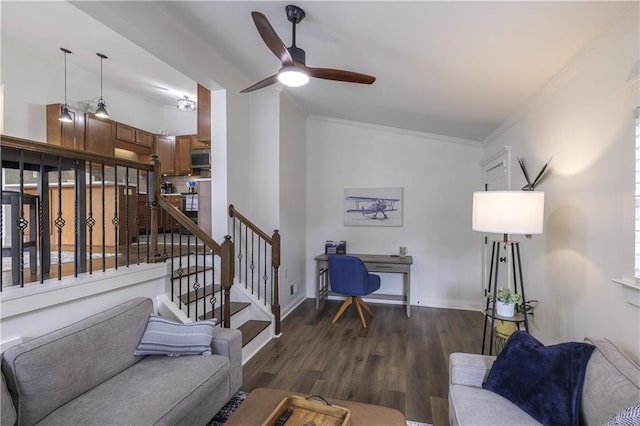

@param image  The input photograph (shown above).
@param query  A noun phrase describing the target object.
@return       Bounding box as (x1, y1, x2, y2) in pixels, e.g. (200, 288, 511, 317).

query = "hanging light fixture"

(177, 96, 196, 112)
(95, 53, 109, 118)
(59, 47, 73, 123)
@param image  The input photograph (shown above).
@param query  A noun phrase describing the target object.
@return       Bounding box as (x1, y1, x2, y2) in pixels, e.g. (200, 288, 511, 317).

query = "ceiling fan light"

(177, 96, 196, 111)
(278, 67, 309, 87)
(95, 98, 109, 118)
(59, 104, 73, 123)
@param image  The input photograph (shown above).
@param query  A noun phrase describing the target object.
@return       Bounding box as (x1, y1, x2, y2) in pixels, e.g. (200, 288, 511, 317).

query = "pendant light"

(95, 53, 109, 118)
(177, 96, 196, 112)
(59, 48, 73, 123)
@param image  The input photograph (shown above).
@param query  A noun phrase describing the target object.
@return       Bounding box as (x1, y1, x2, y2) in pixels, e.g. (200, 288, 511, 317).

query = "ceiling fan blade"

(240, 74, 279, 93)
(251, 11, 294, 65)
(306, 66, 376, 84)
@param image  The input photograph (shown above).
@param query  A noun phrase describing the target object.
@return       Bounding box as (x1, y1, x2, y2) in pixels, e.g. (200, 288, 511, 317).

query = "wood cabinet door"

(136, 129, 154, 148)
(175, 135, 192, 176)
(46, 104, 85, 150)
(115, 123, 136, 144)
(155, 135, 175, 175)
(190, 134, 209, 150)
(197, 84, 211, 143)
(86, 116, 114, 157)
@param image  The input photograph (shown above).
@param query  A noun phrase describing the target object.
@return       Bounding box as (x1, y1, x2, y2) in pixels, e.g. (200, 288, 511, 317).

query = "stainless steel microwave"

(190, 149, 211, 169)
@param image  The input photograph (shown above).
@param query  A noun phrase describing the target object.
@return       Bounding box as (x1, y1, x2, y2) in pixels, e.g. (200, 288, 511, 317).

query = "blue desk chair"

(328, 255, 381, 328)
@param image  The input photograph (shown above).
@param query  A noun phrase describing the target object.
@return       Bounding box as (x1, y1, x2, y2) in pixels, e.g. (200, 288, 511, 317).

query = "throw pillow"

(482, 330, 595, 426)
(607, 405, 640, 425)
(134, 315, 217, 356)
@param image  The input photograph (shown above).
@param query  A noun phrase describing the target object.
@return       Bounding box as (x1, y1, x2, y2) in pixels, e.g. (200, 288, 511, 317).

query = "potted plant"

(492, 287, 522, 317)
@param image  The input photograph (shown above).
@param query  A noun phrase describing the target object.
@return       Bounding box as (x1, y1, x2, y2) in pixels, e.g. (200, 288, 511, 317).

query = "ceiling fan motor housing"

(288, 46, 306, 64)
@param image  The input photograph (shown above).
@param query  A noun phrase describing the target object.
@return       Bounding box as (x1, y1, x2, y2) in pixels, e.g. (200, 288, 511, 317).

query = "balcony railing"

(1, 135, 234, 327)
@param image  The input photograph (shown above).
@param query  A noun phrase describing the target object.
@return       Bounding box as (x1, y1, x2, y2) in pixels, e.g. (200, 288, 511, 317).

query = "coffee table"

(225, 387, 406, 426)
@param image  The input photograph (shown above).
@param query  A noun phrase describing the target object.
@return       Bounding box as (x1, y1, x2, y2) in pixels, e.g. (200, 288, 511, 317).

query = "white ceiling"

(3, 1, 633, 142)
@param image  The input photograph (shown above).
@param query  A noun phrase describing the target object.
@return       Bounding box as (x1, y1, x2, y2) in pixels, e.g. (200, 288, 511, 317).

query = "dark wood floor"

(241, 298, 484, 426)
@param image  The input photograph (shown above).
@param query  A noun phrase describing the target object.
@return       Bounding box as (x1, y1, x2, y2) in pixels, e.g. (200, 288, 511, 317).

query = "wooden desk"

(315, 253, 413, 317)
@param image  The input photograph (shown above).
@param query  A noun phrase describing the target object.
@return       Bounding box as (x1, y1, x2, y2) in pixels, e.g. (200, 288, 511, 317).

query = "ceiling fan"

(240, 4, 376, 93)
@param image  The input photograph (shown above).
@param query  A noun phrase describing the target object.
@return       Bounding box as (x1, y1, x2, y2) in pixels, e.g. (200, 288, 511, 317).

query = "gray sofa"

(1, 297, 242, 426)
(449, 337, 640, 425)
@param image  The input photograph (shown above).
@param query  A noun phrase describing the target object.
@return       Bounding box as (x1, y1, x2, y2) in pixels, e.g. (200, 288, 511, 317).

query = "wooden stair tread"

(238, 320, 271, 347)
(199, 302, 251, 321)
(178, 283, 221, 305)
(171, 265, 213, 280)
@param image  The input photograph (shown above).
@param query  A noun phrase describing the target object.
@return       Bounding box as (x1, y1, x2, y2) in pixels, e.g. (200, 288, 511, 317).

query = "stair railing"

(0, 135, 154, 288)
(1, 136, 234, 329)
(149, 155, 235, 328)
(228, 204, 281, 334)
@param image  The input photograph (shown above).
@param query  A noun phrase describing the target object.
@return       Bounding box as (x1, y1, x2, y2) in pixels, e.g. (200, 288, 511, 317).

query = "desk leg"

(405, 270, 411, 318)
(316, 261, 321, 310)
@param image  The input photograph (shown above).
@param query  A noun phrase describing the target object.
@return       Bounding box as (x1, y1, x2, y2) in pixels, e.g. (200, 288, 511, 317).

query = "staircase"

(156, 202, 279, 363)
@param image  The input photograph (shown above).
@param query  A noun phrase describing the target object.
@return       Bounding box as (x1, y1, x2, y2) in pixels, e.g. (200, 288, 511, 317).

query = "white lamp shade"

(472, 191, 545, 234)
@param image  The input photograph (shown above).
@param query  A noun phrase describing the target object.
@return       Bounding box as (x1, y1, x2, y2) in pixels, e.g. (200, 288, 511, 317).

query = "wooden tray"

(261, 395, 351, 426)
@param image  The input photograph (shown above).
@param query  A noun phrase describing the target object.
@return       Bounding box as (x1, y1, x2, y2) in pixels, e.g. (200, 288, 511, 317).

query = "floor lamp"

(472, 191, 545, 355)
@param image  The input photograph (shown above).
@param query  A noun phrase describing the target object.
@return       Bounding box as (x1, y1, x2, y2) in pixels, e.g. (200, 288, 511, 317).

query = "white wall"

(483, 6, 640, 358)
(1, 33, 193, 141)
(306, 116, 484, 310)
(279, 93, 308, 313)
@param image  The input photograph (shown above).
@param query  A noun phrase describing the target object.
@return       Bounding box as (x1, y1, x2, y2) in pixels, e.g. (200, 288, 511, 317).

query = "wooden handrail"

(228, 203, 281, 335)
(228, 204, 272, 243)
(1, 135, 153, 171)
(158, 197, 222, 253)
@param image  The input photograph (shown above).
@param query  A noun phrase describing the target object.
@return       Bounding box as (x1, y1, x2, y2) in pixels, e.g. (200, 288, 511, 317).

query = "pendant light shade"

(59, 47, 73, 123)
(95, 53, 109, 118)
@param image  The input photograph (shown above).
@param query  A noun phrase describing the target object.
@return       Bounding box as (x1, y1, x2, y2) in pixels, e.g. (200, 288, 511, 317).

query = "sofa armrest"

(449, 353, 496, 388)
(211, 328, 242, 394)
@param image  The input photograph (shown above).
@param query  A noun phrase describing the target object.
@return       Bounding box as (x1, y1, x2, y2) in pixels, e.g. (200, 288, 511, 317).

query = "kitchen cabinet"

(197, 84, 211, 143)
(175, 135, 193, 176)
(85, 115, 115, 157)
(136, 129, 154, 149)
(155, 135, 175, 175)
(115, 123, 153, 155)
(159, 194, 182, 232)
(46, 104, 85, 150)
(190, 134, 208, 150)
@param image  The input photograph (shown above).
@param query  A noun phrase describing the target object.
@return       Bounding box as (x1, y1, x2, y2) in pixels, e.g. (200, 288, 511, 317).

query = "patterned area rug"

(208, 391, 248, 426)
(208, 391, 432, 425)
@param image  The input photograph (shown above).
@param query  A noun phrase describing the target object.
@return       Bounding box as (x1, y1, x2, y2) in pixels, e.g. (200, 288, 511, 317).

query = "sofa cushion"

(135, 315, 217, 356)
(450, 384, 541, 426)
(1, 297, 153, 426)
(482, 331, 595, 426)
(581, 338, 640, 425)
(39, 354, 231, 425)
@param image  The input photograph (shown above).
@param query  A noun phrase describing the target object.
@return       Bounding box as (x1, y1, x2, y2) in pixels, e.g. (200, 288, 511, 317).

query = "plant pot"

(495, 320, 517, 339)
(495, 301, 515, 317)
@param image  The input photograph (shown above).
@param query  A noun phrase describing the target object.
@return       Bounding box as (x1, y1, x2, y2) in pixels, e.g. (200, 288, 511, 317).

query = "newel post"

(221, 235, 234, 328)
(148, 154, 162, 262)
(272, 229, 281, 335)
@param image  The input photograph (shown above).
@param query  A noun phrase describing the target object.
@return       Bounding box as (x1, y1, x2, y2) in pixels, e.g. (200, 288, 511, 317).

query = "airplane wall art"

(344, 187, 403, 227)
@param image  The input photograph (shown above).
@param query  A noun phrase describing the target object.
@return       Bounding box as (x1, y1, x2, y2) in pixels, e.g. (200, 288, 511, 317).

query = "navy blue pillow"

(482, 331, 595, 426)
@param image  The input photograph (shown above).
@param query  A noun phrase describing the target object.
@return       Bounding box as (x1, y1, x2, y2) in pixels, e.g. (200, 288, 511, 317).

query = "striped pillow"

(134, 315, 217, 356)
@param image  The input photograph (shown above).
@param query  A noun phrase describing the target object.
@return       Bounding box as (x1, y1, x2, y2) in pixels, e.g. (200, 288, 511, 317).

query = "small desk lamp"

(472, 190, 544, 354)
